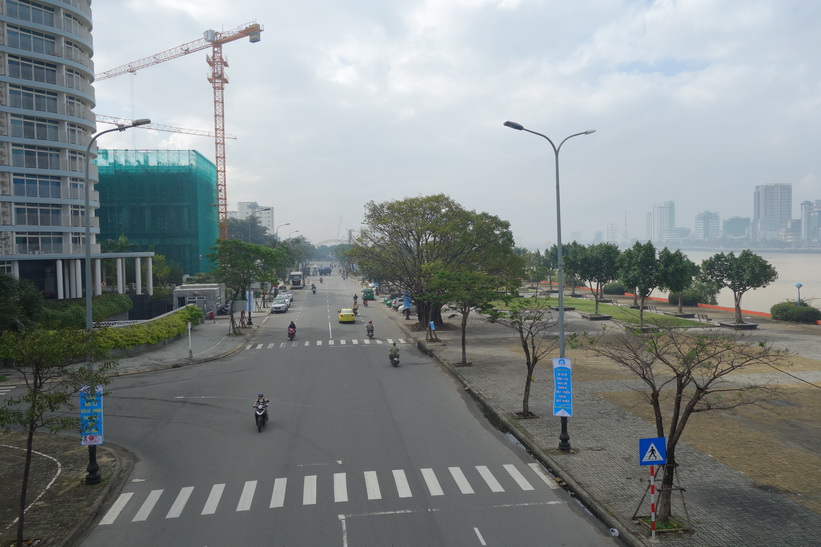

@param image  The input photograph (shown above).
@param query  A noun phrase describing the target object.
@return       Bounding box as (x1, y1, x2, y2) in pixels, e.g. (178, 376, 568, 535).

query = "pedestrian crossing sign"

(638, 437, 667, 465)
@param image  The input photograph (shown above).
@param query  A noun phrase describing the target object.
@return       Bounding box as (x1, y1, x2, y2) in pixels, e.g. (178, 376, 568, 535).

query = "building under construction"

(97, 150, 218, 276)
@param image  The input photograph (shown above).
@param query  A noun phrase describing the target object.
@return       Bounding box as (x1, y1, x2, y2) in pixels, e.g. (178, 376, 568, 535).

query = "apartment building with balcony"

(0, 0, 153, 298)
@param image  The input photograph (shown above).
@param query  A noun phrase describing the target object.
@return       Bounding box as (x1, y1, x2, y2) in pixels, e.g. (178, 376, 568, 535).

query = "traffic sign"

(552, 358, 573, 417)
(639, 437, 666, 465)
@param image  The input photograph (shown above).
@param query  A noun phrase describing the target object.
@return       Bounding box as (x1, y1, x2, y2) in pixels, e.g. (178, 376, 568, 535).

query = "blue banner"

(79, 384, 104, 446)
(552, 358, 573, 417)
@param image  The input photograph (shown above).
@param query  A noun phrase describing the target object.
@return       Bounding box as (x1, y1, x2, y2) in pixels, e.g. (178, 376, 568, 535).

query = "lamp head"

(503, 121, 524, 131)
(584, 129, 596, 135)
(132, 118, 151, 127)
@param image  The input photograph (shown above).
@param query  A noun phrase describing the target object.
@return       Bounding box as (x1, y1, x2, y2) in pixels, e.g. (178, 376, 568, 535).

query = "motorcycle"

(288, 327, 296, 341)
(312, 287, 316, 294)
(320, 277, 323, 284)
(216, 304, 229, 315)
(254, 402, 268, 432)
(363, 298, 368, 307)
(366, 325, 374, 339)
(390, 355, 400, 367)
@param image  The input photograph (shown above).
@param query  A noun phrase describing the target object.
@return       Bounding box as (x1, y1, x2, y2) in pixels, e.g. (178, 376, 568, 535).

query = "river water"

(671, 250, 821, 314)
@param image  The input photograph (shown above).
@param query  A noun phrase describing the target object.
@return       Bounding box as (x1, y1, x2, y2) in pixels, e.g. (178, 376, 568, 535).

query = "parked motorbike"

(254, 402, 268, 432)
(216, 304, 229, 315)
(288, 327, 296, 341)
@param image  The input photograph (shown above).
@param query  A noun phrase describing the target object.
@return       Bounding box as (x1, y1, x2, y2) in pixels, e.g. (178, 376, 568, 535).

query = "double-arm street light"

(83, 118, 150, 484)
(503, 120, 595, 452)
(288, 230, 300, 240)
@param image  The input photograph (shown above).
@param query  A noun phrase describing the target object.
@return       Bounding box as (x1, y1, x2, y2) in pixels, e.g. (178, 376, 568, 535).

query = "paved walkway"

(1, 290, 819, 545)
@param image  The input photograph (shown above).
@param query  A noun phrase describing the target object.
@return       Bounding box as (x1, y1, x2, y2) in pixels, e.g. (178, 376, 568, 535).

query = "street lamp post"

(503, 120, 595, 452)
(275, 222, 290, 243)
(288, 230, 300, 240)
(83, 118, 150, 484)
(247, 207, 272, 243)
(796, 283, 803, 306)
(245, 208, 271, 326)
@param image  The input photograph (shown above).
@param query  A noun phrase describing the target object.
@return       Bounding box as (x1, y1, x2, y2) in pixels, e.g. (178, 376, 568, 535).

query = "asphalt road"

(81, 274, 617, 546)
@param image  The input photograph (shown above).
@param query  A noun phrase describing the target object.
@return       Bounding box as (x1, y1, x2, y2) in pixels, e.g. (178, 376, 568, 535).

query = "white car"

(279, 290, 293, 303)
(270, 296, 290, 313)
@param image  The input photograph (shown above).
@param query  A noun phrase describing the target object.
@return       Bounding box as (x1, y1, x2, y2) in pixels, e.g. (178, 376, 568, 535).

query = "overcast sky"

(91, 0, 820, 249)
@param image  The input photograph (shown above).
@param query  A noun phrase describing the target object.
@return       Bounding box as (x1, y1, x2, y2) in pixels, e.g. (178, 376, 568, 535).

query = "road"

(82, 273, 617, 546)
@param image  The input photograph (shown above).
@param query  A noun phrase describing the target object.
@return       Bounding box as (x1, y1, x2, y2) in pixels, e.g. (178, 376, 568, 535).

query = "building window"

(64, 68, 84, 90)
(67, 151, 84, 172)
(14, 204, 61, 227)
(9, 85, 58, 113)
(12, 173, 61, 198)
(15, 232, 63, 254)
(11, 144, 60, 169)
(68, 177, 84, 199)
(70, 205, 85, 227)
(8, 56, 58, 84)
(66, 123, 86, 145)
(7, 25, 57, 55)
(5, 0, 55, 27)
(65, 96, 86, 118)
(10, 115, 59, 141)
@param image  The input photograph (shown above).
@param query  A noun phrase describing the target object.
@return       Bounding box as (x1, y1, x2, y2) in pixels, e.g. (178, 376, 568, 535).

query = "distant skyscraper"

(723, 217, 751, 238)
(652, 201, 675, 242)
(800, 200, 821, 243)
(237, 202, 274, 234)
(694, 211, 720, 240)
(753, 183, 791, 240)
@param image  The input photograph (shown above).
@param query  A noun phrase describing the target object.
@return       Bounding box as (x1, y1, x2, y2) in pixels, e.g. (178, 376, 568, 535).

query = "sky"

(91, 0, 821, 250)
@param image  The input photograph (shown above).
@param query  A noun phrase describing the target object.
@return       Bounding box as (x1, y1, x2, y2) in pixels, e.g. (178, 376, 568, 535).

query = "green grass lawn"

(491, 295, 709, 328)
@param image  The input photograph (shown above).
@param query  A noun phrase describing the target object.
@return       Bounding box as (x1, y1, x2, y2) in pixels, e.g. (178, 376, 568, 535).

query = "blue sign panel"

(639, 437, 667, 465)
(552, 358, 573, 417)
(80, 384, 104, 446)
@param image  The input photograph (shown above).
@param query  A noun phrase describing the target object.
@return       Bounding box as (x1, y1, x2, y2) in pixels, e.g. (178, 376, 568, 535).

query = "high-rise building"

(694, 211, 720, 240)
(753, 183, 792, 240)
(652, 200, 675, 242)
(237, 201, 274, 234)
(0, 1, 152, 298)
(800, 200, 821, 244)
(723, 216, 751, 238)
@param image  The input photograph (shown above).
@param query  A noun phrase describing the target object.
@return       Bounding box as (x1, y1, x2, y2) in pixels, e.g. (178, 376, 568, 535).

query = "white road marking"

(392, 469, 412, 498)
(352, 339, 359, 345)
(99, 492, 133, 525)
(267, 343, 275, 349)
(316, 340, 322, 346)
(449, 467, 475, 494)
(398, 338, 406, 344)
(270, 478, 287, 508)
(256, 344, 263, 349)
(280, 343, 286, 348)
(132, 489, 162, 522)
(363, 339, 370, 345)
(246, 344, 253, 350)
(421, 468, 444, 496)
(528, 463, 560, 489)
(201, 483, 225, 515)
(364, 471, 382, 500)
(375, 340, 383, 345)
(504, 464, 534, 491)
(474, 527, 487, 546)
(476, 466, 504, 493)
(340, 340, 347, 345)
(303, 475, 317, 505)
(334, 473, 348, 502)
(236, 480, 257, 511)
(166, 486, 194, 518)
(386, 339, 394, 344)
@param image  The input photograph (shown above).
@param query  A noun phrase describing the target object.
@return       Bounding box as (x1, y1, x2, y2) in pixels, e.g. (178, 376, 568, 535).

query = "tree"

(351, 194, 523, 326)
(487, 300, 559, 417)
(426, 267, 499, 365)
(227, 216, 274, 246)
(562, 241, 586, 296)
(617, 241, 659, 327)
(208, 239, 288, 334)
(574, 243, 620, 314)
(0, 273, 43, 333)
(699, 250, 778, 324)
(0, 329, 116, 547)
(571, 326, 784, 524)
(657, 248, 699, 314)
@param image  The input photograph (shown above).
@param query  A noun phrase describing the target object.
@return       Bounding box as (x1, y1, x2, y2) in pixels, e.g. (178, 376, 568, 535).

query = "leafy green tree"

(657, 248, 699, 314)
(351, 194, 522, 325)
(0, 329, 116, 547)
(699, 250, 778, 324)
(426, 267, 499, 365)
(574, 243, 620, 314)
(562, 241, 586, 296)
(209, 239, 288, 334)
(227, 216, 274, 245)
(572, 326, 784, 524)
(0, 273, 42, 333)
(617, 241, 659, 327)
(487, 300, 558, 417)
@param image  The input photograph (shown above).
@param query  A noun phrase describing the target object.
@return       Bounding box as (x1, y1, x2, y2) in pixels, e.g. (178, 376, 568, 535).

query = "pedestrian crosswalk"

(99, 463, 559, 525)
(245, 338, 411, 351)
(0, 385, 15, 399)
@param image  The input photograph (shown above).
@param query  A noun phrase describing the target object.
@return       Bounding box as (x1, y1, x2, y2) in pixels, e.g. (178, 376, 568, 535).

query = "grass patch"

(0, 375, 6, 382)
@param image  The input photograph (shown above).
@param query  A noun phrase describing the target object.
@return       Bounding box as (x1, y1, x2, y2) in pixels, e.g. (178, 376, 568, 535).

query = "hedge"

(770, 301, 821, 323)
(95, 306, 204, 351)
(603, 282, 625, 295)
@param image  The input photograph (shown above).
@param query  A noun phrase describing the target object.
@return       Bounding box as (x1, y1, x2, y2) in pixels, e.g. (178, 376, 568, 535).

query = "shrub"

(770, 301, 821, 323)
(603, 282, 625, 295)
(39, 293, 133, 328)
(94, 305, 204, 351)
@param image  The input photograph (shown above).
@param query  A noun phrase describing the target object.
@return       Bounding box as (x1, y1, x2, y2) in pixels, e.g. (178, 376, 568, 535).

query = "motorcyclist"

(366, 321, 374, 337)
(311, 283, 316, 290)
(253, 393, 269, 422)
(288, 321, 296, 337)
(352, 301, 359, 315)
(389, 343, 400, 359)
(353, 294, 358, 303)
(320, 277, 323, 283)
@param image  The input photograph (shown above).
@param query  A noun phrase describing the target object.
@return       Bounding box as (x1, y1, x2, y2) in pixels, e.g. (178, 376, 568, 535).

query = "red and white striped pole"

(649, 464, 657, 539)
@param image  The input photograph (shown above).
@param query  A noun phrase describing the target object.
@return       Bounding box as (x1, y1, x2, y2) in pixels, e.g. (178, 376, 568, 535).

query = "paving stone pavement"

(391, 297, 821, 547)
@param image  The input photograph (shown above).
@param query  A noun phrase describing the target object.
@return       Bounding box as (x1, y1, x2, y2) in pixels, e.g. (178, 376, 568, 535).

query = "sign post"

(552, 358, 573, 417)
(79, 384, 104, 446)
(639, 437, 667, 539)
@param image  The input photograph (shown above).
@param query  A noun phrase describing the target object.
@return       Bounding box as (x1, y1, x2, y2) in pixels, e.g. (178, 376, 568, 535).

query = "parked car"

(280, 290, 293, 303)
(338, 308, 356, 323)
(270, 296, 290, 313)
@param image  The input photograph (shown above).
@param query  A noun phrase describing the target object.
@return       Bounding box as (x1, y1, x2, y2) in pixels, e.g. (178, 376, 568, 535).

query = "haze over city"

(92, 1, 820, 249)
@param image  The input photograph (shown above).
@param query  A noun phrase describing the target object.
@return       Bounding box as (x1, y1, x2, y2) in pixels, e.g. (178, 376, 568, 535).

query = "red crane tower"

(95, 22, 263, 240)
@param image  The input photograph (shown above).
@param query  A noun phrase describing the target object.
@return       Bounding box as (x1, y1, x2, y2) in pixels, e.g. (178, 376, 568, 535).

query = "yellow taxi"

(338, 308, 356, 323)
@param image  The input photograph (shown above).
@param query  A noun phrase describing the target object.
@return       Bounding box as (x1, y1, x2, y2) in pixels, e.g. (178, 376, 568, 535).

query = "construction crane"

(95, 21, 263, 240)
(95, 115, 237, 139)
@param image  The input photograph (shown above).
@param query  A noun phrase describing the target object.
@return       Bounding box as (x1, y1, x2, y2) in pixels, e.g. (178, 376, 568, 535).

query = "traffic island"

(580, 313, 611, 321)
(719, 322, 758, 330)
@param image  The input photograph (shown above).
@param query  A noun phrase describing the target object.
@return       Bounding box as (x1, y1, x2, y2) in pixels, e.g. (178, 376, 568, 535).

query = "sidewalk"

(2, 294, 820, 545)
